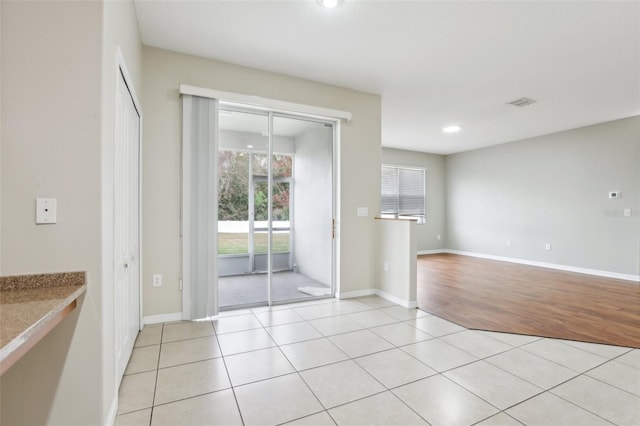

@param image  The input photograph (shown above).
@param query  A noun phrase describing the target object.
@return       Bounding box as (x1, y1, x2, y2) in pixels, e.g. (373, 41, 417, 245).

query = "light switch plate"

(357, 207, 368, 217)
(36, 198, 57, 224)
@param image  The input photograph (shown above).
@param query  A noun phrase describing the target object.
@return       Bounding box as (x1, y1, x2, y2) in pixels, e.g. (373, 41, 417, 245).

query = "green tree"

(218, 151, 292, 221)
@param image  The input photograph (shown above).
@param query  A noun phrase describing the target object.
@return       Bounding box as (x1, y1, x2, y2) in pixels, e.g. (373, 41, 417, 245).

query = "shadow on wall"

(0, 302, 82, 425)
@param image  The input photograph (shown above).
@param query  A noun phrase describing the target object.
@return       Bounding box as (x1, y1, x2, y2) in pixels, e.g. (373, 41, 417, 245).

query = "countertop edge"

(0, 284, 87, 375)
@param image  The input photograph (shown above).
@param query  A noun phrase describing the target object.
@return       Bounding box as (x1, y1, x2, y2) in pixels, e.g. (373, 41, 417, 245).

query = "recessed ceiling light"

(318, 0, 340, 8)
(246, 145, 254, 149)
(443, 125, 461, 133)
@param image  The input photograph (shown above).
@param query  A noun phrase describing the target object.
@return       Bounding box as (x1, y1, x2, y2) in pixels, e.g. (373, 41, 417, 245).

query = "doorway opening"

(217, 109, 335, 310)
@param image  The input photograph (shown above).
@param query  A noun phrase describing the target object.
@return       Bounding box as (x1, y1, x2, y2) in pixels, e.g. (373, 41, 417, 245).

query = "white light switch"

(357, 207, 368, 217)
(36, 198, 57, 224)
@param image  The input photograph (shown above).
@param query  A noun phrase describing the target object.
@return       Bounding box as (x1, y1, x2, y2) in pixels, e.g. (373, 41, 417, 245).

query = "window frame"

(380, 163, 426, 224)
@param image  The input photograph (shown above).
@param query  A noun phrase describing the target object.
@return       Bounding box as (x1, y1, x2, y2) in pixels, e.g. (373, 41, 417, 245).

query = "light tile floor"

(116, 296, 640, 426)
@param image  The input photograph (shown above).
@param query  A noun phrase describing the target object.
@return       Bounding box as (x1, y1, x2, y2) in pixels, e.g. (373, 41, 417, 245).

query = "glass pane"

(271, 116, 333, 303)
(217, 109, 268, 310)
(253, 180, 268, 256)
(218, 150, 249, 254)
(272, 181, 290, 254)
(252, 153, 268, 177)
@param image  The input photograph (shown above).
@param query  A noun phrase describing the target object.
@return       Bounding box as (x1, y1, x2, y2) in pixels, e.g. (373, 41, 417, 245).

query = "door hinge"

(179, 278, 183, 291)
(332, 218, 336, 239)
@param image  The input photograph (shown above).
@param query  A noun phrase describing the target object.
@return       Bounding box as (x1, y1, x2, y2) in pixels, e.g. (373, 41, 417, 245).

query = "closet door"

(114, 68, 141, 383)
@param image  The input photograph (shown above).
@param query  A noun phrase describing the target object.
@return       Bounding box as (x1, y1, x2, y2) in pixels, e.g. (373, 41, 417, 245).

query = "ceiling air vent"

(508, 97, 537, 107)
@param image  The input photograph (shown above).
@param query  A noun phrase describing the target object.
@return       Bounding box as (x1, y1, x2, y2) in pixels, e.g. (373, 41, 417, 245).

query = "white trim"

(417, 249, 447, 255)
(336, 289, 374, 299)
(332, 120, 340, 307)
(180, 84, 352, 122)
(382, 163, 427, 172)
(105, 394, 118, 426)
(116, 49, 142, 115)
(373, 289, 417, 308)
(144, 312, 183, 325)
(446, 250, 640, 283)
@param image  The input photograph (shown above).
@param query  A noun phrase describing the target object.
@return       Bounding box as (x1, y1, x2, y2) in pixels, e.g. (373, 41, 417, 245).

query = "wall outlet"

(437, 234, 441, 240)
(507, 239, 512, 247)
(153, 274, 162, 287)
(545, 243, 551, 251)
(624, 208, 631, 217)
(383, 261, 389, 272)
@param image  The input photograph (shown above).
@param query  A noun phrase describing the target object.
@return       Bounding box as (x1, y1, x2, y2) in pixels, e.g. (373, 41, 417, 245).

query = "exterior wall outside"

(445, 116, 640, 276)
(381, 148, 446, 252)
(293, 124, 333, 285)
(141, 46, 381, 316)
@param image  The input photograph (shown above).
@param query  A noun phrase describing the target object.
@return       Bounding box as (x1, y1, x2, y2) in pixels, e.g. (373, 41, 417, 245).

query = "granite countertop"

(0, 272, 86, 375)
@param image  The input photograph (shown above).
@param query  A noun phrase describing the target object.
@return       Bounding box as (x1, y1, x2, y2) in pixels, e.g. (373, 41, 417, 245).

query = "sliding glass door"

(271, 116, 333, 302)
(217, 109, 335, 310)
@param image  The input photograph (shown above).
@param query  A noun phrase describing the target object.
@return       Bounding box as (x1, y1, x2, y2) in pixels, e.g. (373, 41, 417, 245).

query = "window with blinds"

(381, 165, 426, 223)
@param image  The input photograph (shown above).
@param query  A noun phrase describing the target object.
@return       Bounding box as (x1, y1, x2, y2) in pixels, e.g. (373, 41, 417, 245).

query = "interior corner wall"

(141, 47, 381, 316)
(381, 148, 446, 252)
(445, 116, 640, 276)
(0, 1, 105, 424)
(293, 125, 333, 285)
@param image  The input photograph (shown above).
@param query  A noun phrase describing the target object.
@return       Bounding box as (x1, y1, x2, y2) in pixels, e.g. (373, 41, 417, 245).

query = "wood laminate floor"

(417, 253, 640, 348)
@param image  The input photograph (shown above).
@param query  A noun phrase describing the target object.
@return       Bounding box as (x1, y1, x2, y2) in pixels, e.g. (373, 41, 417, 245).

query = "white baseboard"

(336, 289, 374, 299)
(143, 312, 183, 325)
(417, 249, 447, 255)
(373, 289, 417, 308)
(446, 250, 640, 283)
(337, 288, 417, 308)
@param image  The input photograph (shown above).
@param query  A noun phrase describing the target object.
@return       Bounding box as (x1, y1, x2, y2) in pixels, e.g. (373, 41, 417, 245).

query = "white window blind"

(381, 165, 426, 223)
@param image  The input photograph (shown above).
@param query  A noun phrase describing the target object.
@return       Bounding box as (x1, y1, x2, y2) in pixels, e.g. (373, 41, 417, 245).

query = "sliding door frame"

(181, 85, 347, 317)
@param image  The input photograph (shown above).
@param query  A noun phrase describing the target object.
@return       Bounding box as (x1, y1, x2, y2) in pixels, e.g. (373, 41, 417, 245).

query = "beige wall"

(375, 218, 417, 306)
(142, 47, 381, 316)
(446, 116, 640, 276)
(0, 0, 142, 424)
(0, 1, 104, 424)
(381, 148, 446, 252)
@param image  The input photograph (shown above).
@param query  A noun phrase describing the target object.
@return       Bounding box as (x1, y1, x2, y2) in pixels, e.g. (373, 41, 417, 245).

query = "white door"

(114, 67, 141, 382)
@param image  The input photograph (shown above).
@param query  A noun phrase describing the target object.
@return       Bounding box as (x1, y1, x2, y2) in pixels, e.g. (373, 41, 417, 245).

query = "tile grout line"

(211, 318, 247, 426)
(147, 323, 164, 426)
(280, 304, 462, 426)
(117, 299, 639, 425)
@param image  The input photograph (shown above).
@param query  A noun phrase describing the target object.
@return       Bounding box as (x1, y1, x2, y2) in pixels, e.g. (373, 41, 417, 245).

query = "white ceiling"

(134, 0, 640, 155)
